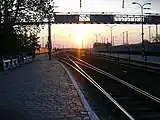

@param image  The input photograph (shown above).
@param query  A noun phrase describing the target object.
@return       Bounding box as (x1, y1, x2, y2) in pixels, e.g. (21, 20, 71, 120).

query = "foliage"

(0, 0, 55, 24)
(143, 39, 151, 44)
(93, 42, 112, 48)
(17, 33, 40, 54)
(0, 0, 55, 57)
(152, 34, 160, 43)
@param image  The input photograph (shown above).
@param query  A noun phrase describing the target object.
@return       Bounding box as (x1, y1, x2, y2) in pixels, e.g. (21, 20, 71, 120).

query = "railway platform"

(0, 54, 95, 120)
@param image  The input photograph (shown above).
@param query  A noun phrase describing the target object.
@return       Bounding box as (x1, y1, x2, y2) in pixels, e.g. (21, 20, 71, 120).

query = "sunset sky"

(39, 0, 160, 48)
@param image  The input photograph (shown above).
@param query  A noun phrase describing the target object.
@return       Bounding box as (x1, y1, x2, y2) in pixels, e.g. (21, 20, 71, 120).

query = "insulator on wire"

(80, 0, 82, 8)
(122, 0, 124, 8)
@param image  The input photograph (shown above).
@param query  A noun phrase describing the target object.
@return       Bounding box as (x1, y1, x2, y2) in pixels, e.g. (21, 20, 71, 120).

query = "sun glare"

(73, 25, 87, 48)
(75, 33, 84, 46)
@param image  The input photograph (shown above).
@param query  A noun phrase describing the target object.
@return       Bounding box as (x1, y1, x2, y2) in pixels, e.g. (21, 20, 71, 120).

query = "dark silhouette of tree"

(143, 39, 151, 44)
(106, 42, 112, 46)
(0, 0, 56, 24)
(0, 0, 56, 69)
(0, 0, 55, 57)
(93, 42, 112, 48)
(152, 35, 160, 43)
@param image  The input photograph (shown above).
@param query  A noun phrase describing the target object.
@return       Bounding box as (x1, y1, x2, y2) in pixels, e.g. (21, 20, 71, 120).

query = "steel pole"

(141, 6, 144, 43)
(156, 24, 158, 37)
(126, 31, 129, 44)
(111, 27, 113, 45)
(48, 14, 52, 60)
(141, 6, 145, 55)
(96, 35, 98, 43)
(123, 32, 125, 45)
(148, 26, 151, 42)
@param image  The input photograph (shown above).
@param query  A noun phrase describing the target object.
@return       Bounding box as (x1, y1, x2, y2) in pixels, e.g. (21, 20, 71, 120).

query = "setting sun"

(72, 25, 88, 48)
(74, 33, 85, 47)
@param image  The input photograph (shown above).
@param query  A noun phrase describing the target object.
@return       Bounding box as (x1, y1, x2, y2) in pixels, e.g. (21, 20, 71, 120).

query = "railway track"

(54, 51, 160, 120)
(91, 52, 160, 73)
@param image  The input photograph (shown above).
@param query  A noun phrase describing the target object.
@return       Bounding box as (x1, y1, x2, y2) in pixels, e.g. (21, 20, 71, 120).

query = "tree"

(152, 35, 160, 43)
(0, 0, 56, 24)
(16, 32, 40, 55)
(24, 34, 40, 55)
(0, 0, 55, 56)
(93, 42, 112, 48)
(143, 39, 151, 44)
(106, 42, 112, 46)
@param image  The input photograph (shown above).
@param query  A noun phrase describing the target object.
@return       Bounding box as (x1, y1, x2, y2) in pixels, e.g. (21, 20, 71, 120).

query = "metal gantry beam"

(9, 12, 160, 25)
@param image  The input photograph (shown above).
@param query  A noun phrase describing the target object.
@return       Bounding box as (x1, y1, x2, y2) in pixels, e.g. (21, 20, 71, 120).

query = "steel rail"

(57, 55, 135, 120)
(68, 54, 160, 104)
(98, 52, 160, 69)
(91, 52, 160, 74)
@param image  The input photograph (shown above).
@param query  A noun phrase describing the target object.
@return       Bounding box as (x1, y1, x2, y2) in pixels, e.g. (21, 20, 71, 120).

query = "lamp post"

(47, 2, 58, 60)
(48, 13, 52, 60)
(148, 26, 151, 42)
(122, 32, 125, 45)
(94, 34, 98, 43)
(132, 2, 151, 54)
(106, 25, 116, 46)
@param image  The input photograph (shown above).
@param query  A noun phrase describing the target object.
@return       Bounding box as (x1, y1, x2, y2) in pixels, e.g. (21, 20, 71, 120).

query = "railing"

(92, 51, 160, 72)
(2, 56, 33, 71)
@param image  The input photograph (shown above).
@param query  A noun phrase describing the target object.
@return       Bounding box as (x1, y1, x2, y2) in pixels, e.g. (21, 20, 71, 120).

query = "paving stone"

(0, 55, 90, 120)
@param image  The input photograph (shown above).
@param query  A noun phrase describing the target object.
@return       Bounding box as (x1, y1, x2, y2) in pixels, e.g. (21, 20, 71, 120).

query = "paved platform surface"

(0, 55, 90, 120)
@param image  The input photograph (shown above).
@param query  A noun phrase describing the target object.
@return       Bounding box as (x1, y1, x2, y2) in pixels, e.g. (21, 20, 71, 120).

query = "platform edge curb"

(58, 60, 100, 120)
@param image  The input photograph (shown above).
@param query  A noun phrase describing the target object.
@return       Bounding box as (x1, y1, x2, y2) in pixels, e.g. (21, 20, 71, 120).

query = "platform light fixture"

(132, 2, 151, 54)
(106, 25, 116, 46)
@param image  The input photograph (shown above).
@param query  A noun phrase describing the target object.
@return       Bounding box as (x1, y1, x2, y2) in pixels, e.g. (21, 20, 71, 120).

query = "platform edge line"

(58, 61, 100, 120)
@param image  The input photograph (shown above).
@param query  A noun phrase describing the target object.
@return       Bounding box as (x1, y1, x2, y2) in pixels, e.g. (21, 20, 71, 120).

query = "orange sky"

(38, 0, 160, 48)
(39, 24, 159, 48)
